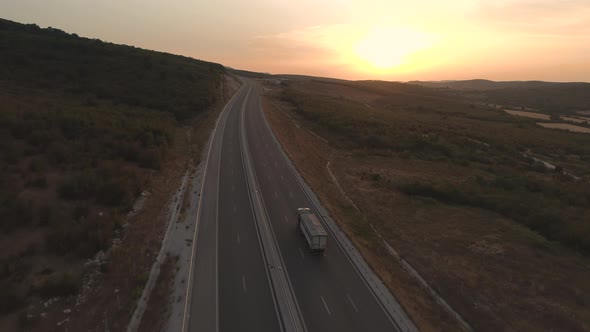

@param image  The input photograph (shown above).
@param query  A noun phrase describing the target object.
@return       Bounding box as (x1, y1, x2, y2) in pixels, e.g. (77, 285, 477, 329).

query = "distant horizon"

(5, 16, 590, 85)
(242, 68, 590, 84)
(1, 0, 589, 83)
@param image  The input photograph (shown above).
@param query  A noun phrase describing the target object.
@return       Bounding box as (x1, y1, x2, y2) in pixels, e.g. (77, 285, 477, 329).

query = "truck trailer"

(297, 208, 327, 254)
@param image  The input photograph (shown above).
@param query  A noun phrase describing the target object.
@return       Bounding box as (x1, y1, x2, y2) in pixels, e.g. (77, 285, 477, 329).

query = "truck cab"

(297, 208, 327, 254)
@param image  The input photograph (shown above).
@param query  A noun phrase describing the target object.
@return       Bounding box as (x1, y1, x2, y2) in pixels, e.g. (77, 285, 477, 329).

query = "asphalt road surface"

(186, 79, 406, 332)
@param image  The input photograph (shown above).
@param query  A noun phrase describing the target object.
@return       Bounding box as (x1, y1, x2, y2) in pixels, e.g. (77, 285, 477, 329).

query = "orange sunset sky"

(2, 0, 589, 82)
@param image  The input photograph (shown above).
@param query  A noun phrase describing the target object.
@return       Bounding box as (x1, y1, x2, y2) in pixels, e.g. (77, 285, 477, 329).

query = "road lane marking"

(284, 215, 289, 224)
(347, 294, 359, 313)
(299, 248, 304, 259)
(289, 191, 293, 199)
(237, 232, 240, 245)
(242, 275, 246, 293)
(321, 296, 331, 316)
(274, 191, 278, 199)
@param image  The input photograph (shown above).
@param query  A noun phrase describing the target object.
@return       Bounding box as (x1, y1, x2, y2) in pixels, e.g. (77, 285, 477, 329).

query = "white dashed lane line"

(347, 294, 359, 313)
(321, 296, 331, 316)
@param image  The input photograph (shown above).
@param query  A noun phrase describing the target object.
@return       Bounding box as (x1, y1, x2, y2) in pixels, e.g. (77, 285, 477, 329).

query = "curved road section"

(184, 79, 416, 332)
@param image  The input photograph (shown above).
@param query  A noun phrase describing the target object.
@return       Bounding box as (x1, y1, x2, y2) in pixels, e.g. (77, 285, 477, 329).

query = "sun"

(354, 25, 435, 72)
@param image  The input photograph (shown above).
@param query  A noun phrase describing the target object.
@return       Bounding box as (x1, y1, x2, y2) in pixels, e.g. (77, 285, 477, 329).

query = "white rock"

(57, 318, 70, 326)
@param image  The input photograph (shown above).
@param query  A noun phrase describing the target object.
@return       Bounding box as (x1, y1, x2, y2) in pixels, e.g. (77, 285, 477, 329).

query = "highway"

(184, 78, 413, 332)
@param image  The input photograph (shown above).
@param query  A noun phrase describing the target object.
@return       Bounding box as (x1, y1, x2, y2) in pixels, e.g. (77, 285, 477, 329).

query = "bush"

(0, 281, 25, 313)
(38, 205, 54, 226)
(398, 178, 590, 254)
(46, 215, 117, 257)
(57, 170, 98, 200)
(96, 179, 134, 207)
(31, 269, 81, 298)
(0, 197, 34, 231)
(137, 148, 162, 169)
(27, 176, 47, 188)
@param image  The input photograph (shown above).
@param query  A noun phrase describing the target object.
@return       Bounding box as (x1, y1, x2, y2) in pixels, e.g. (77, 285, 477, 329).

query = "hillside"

(409, 79, 590, 114)
(407, 79, 566, 90)
(263, 76, 590, 331)
(0, 17, 224, 329)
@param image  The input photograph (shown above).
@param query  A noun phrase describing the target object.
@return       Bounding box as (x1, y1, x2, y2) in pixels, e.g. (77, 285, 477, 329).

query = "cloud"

(247, 25, 355, 68)
(473, 0, 590, 36)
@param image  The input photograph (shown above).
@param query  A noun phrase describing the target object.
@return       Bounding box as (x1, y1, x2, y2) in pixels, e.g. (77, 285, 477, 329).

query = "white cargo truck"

(297, 208, 327, 254)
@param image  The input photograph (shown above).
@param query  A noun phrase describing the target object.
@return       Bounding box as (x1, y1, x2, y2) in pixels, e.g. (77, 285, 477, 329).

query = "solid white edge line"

(215, 134, 221, 332)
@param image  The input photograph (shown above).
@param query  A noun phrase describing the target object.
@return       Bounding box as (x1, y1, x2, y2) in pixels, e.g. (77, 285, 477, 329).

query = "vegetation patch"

(0, 17, 224, 326)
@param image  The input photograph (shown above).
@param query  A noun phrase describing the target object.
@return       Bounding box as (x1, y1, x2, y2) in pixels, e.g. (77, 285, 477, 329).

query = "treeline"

(0, 18, 224, 120)
(485, 85, 590, 115)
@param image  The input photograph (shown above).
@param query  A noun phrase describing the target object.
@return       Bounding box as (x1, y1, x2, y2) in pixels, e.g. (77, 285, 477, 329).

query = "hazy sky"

(1, 0, 589, 81)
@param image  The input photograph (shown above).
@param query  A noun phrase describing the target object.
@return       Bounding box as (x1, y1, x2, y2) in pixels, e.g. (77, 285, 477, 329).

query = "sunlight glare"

(354, 25, 435, 72)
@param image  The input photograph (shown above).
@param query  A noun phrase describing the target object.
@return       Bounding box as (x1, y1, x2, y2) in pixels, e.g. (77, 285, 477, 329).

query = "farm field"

(538, 122, 590, 134)
(504, 109, 550, 120)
